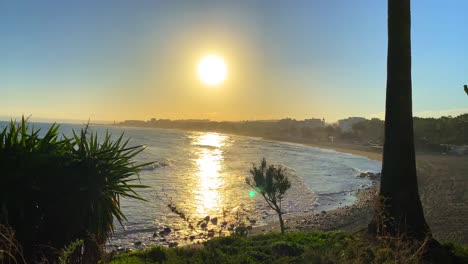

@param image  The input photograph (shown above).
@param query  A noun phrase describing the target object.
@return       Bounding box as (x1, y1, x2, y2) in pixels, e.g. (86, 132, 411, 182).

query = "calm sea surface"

(0, 122, 381, 248)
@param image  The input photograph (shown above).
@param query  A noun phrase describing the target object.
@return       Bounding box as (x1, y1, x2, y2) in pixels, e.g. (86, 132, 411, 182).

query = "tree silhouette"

(246, 158, 291, 234)
(368, 0, 430, 239)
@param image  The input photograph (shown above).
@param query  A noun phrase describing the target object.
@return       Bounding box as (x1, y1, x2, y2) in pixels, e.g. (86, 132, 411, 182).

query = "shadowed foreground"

(105, 231, 467, 264)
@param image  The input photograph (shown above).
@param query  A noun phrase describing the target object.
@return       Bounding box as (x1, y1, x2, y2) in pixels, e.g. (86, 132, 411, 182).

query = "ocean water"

(0, 122, 381, 248)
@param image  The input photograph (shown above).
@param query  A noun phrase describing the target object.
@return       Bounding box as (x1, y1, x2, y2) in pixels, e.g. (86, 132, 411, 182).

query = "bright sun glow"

(197, 55, 227, 86)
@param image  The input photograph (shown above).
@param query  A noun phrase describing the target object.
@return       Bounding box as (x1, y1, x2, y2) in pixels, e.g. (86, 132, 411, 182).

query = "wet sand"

(253, 140, 468, 244)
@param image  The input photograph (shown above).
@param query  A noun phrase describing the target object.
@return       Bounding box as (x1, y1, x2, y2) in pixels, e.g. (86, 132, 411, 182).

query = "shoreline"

(250, 138, 383, 235)
(261, 136, 383, 162)
(107, 126, 467, 245)
(252, 139, 468, 244)
(251, 175, 379, 236)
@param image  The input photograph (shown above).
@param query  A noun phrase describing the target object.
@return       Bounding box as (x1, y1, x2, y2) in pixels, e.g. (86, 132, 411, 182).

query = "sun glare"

(197, 55, 227, 86)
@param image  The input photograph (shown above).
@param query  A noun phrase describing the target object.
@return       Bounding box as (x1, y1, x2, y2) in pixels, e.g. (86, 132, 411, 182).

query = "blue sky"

(1, 0, 467, 123)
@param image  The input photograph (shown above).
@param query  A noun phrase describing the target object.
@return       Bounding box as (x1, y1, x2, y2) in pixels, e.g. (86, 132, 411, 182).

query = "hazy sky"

(2, 0, 467, 123)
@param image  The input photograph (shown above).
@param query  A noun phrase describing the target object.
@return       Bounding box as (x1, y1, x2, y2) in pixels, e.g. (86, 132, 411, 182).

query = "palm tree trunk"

(369, 0, 430, 239)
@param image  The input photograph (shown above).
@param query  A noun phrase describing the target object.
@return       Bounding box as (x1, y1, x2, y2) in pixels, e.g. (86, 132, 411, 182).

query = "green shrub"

(442, 242, 468, 263)
(374, 248, 393, 263)
(106, 231, 468, 264)
(270, 241, 303, 257)
(59, 239, 83, 264)
(144, 246, 167, 263)
(0, 118, 150, 260)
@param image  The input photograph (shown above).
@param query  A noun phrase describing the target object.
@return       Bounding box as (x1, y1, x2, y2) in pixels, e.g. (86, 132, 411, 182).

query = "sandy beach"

(253, 140, 468, 245)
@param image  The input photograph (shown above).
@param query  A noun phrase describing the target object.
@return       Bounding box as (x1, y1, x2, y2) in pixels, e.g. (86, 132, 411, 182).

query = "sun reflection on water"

(194, 133, 226, 148)
(192, 133, 227, 217)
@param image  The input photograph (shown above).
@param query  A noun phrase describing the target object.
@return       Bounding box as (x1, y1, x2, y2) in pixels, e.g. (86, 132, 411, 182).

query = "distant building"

(121, 120, 146, 126)
(175, 119, 210, 123)
(338, 117, 367, 132)
(302, 118, 325, 128)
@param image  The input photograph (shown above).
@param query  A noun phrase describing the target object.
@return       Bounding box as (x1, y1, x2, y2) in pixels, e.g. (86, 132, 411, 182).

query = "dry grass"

(371, 195, 430, 263)
(0, 225, 26, 264)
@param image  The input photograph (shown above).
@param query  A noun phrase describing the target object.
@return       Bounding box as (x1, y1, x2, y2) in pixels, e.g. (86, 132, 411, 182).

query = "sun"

(197, 55, 227, 86)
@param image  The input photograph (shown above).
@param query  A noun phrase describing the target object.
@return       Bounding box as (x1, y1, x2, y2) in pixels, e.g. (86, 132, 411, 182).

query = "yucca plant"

(0, 117, 151, 260)
(0, 117, 66, 256)
(62, 127, 151, 243)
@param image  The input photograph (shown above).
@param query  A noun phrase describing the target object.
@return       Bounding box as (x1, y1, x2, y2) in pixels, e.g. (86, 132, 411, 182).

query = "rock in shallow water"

(158, 227, 172, 236)
(207, 230, 215, 237)
(116, 246, 127, 253)
(169, 242, 178, 248)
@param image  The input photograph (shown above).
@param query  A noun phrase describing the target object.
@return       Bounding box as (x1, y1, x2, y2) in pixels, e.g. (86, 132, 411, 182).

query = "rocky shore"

(107, 168, 381, 254)
(252, 151, 468, 245)
(108, 140, 468, 253)
(252, 172, 380, 235)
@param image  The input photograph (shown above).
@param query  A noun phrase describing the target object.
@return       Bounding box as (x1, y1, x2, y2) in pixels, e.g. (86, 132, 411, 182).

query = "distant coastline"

(115, 114, 468, 157)
(115, 121, 385, 162)
(114, 121, 468, 244)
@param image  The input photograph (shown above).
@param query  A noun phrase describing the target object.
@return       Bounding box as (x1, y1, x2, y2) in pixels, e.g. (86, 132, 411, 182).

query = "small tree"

(246, 158, 291, 234)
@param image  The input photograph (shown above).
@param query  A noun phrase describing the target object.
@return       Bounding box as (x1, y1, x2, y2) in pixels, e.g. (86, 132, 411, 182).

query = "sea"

(0, 121, 381, 249)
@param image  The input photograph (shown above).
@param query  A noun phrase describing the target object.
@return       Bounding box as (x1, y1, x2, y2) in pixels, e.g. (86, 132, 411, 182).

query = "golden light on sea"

(192, 133, 227, 216)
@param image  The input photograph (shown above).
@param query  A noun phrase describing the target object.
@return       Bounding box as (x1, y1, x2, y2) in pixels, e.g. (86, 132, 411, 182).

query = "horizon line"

(1, 110, 467, 126)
